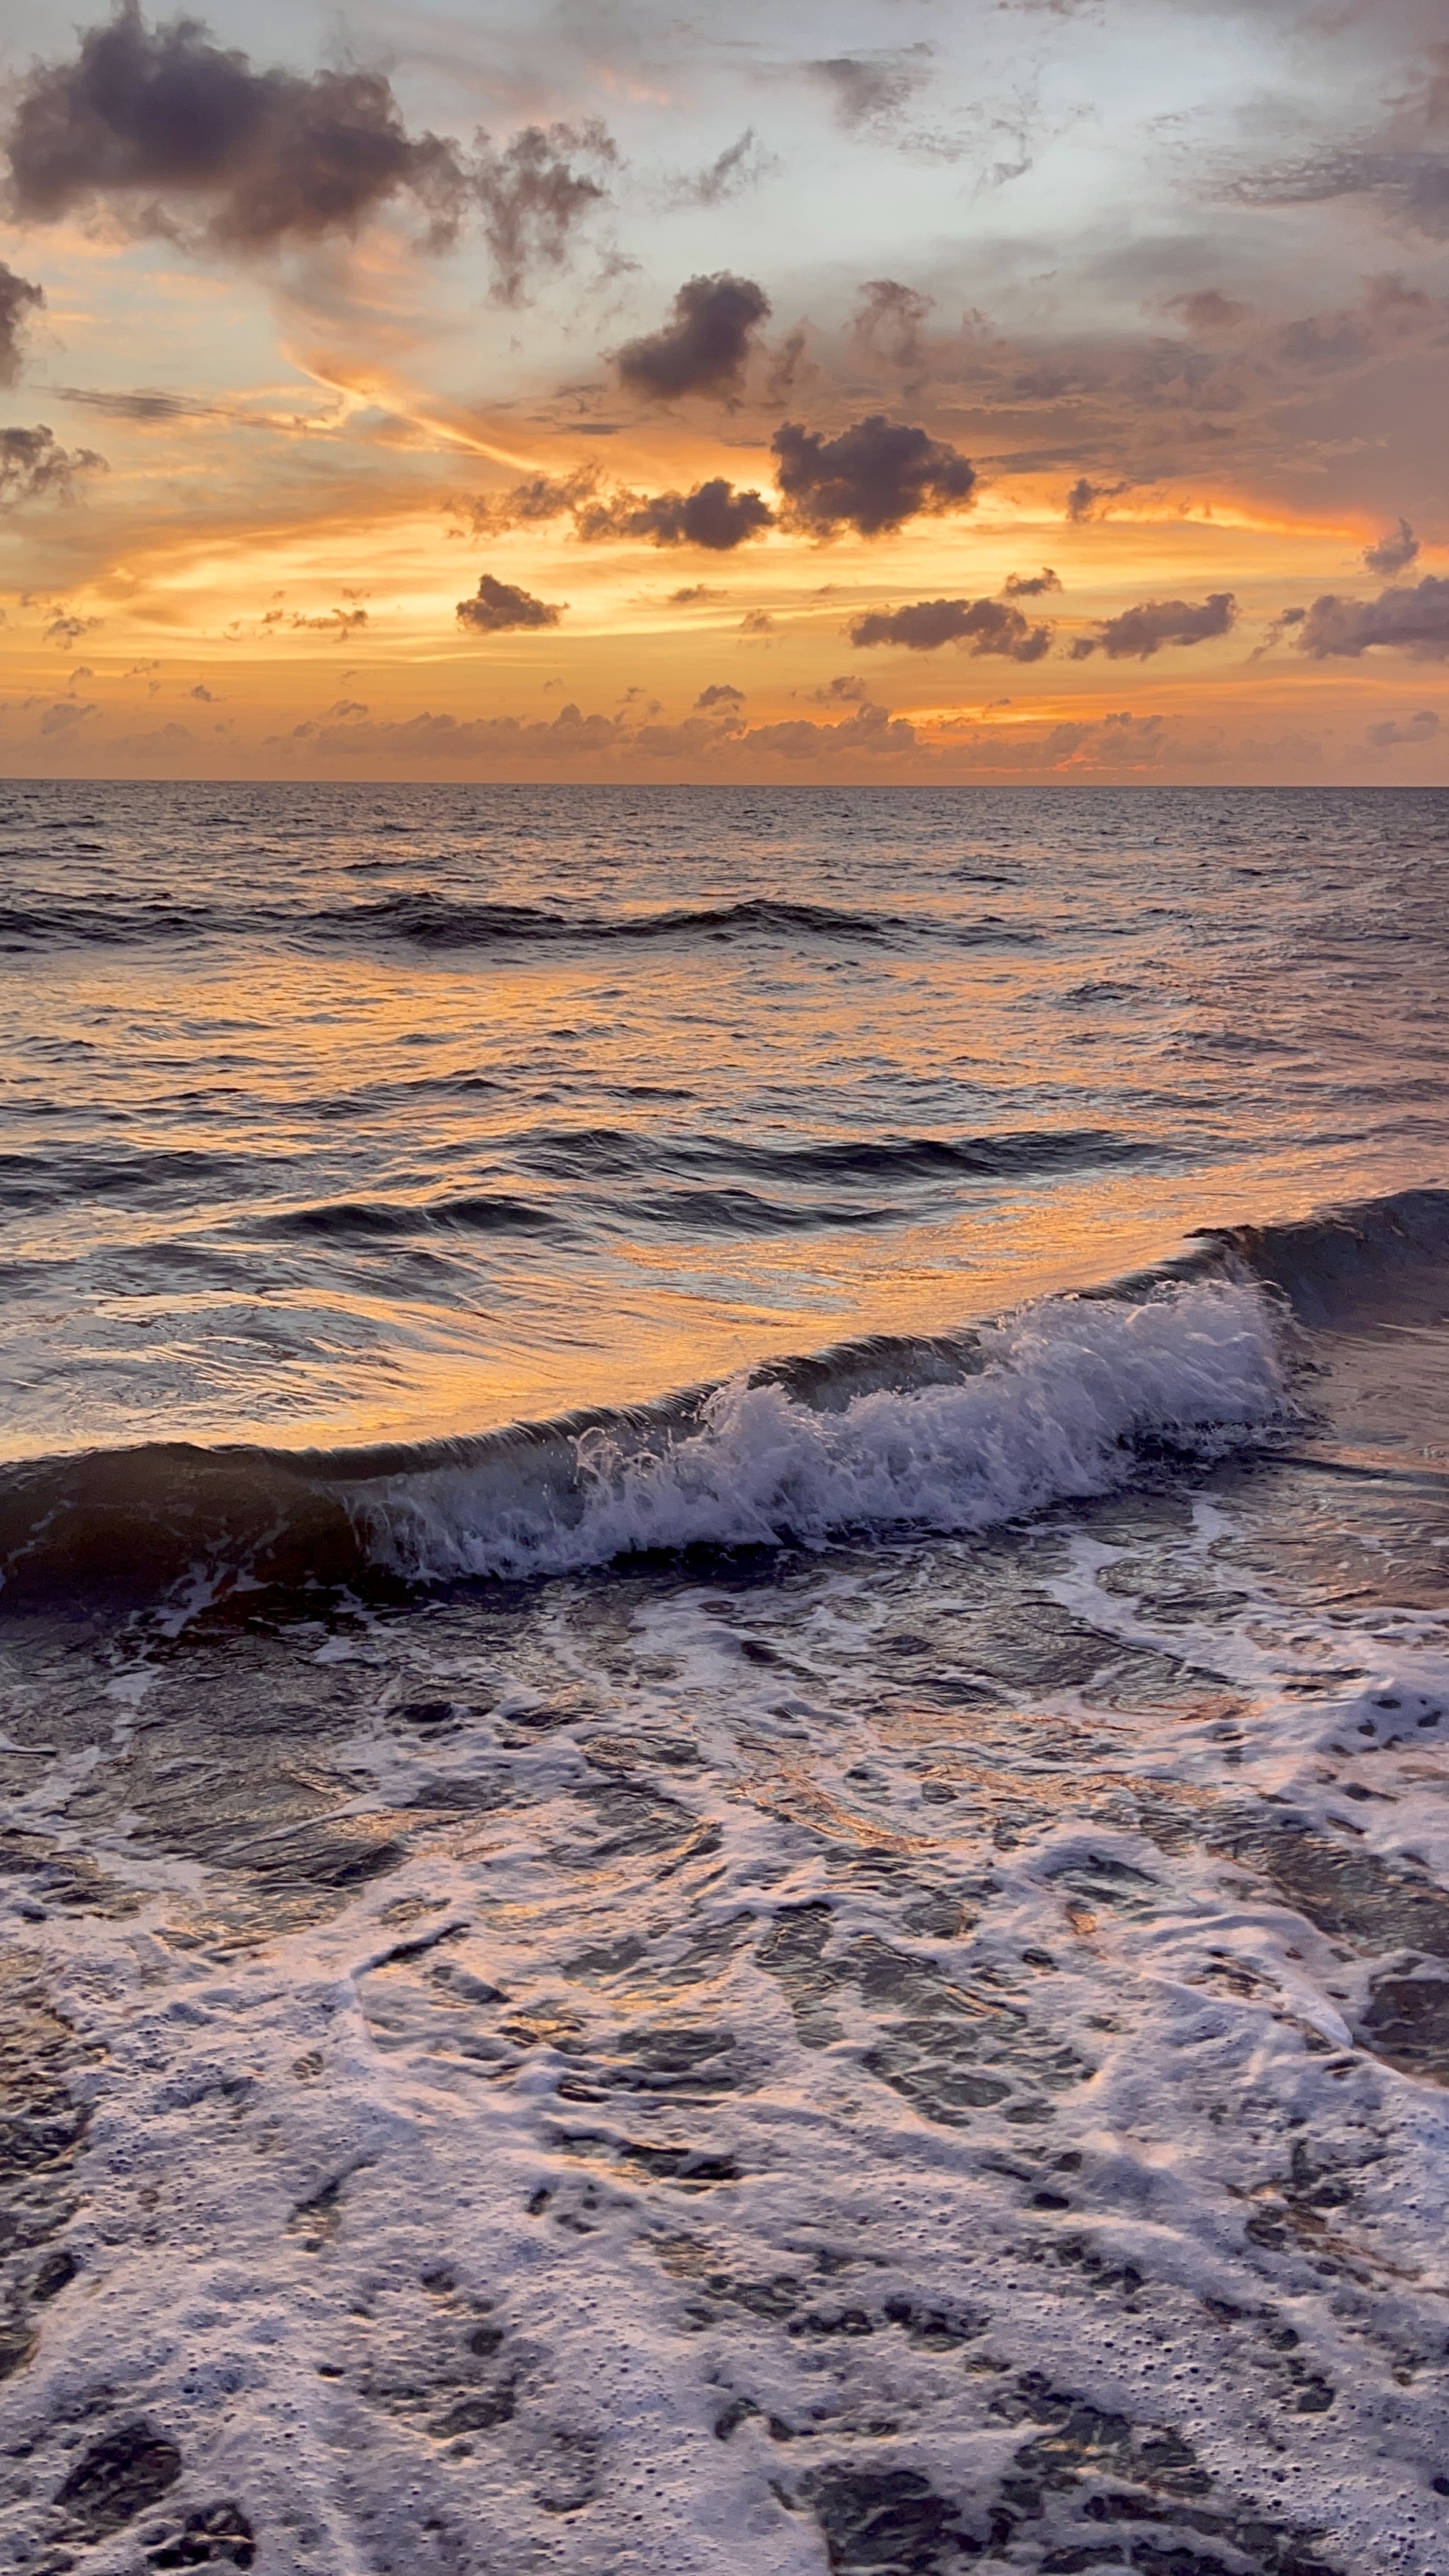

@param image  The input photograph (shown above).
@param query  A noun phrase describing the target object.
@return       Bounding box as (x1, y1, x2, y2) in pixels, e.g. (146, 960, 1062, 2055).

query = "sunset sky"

(1, 0, 1448, 781)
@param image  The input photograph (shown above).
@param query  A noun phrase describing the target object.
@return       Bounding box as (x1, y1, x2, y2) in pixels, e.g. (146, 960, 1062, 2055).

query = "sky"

(0, 0, 1448, 782)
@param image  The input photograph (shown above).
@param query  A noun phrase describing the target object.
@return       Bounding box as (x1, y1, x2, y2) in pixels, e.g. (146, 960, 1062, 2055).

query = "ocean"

(2, 781, 1448, 2575)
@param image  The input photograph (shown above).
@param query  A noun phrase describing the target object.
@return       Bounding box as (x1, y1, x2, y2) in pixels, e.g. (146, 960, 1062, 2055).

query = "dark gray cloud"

(465, 467, 772, 551)
(1296, 574, 1449, 659)
(0, 262, 43, 385)
(3, 4, 468, 250)
(696, 683, 744, 707)
(576, 477, 773, 550)
(807, 50, 932, 135)
(457, 574, 564, 634)
(669, 583, 723, 603)
(1363, 516, 1420, 576)
(615, 273, 771, 404)
(0, 424, 107, 508)
(1003, 567, 1061, 597)
(1065, 476, 1130, 523)
(849, 596, 1053, 658)
(1072, 592, 1236, 660)
(771, 414, 977, 538)
(475, 122, 616, 305)
(1, 6, 612, 295)
(1367, 707, 1439, 746)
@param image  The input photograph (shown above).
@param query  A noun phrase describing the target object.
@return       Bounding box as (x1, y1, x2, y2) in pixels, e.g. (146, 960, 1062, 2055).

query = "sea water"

(2, 783, 1449, 2575)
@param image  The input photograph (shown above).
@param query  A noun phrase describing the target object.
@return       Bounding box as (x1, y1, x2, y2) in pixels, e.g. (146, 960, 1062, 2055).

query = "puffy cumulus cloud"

(849, 596, 1052, 659)
(739, 609, 774, 634)
(771, 414, 976, 539)
(456, 575, 564, 634)
(1072, 592, 1235, 661)
(628, 710, 744, 757)
(742, 699, 917, 760)
(315, 703, 620, 759)
(1297, 575, 1449, 660)
(669, 583, 724, 604)
(575, 478, 773, 550)
(462, 467, 773, 551)
(0, 263, 43, 386)
(615, 273, 771, 404)
(1366, 707, 1440, 746)
(1, 6, 614, 295)
(695, 683, 744, 707)
(0, 424, 107, 509)
(475, 121, 617, 307)
(3, 4, 468, 250)
(1003, 567, 1061, 597)
(1363, 517, 1420, 578)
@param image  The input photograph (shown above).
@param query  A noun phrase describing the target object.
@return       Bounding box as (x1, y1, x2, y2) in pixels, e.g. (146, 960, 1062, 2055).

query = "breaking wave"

(4, 1184, 1446, 1612)
(0, 1280, 1287, 1609)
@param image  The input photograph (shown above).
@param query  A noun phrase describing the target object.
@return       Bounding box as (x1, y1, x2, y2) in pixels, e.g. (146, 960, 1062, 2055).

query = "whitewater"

(2, 782, 1449, 2576)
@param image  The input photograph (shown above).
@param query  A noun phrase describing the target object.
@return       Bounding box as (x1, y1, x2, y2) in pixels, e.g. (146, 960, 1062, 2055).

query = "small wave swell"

(1190, 1183, 1449, 1327)
(511, 1124, 1159, 1187)
(261, 1193, 559, 1241)
(0, 1281, 1287, 1609)
(324, 893, 908, 949)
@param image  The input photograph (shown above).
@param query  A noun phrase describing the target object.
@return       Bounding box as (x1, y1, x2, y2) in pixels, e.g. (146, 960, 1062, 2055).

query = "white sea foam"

(12, 1534, 1449, 2576)
(346, 1281, 1290, 1582)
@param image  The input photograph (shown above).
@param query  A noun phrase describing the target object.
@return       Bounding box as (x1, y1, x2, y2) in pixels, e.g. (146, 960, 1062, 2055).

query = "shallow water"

(2, 786, 1449, 2575)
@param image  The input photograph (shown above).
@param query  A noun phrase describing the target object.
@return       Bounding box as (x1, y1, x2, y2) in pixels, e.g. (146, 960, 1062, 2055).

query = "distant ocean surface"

(3, 783, 1449, 2575)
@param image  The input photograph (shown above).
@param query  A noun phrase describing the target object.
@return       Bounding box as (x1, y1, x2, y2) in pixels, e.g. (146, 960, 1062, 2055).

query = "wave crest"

(0, 1279, 1287, 1609)
(350, 1284, 1287, 1582)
